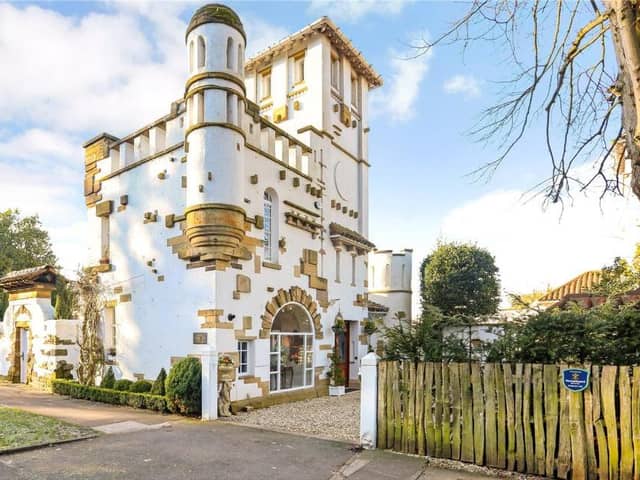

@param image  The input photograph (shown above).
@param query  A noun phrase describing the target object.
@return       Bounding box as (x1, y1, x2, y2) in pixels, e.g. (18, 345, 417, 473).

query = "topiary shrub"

(129, 380, 153, 393)
(114, 379, 133, 391)
(166, 357, 201, 416)
(150, 368, 167, 396)
(100, 366, 116, 389)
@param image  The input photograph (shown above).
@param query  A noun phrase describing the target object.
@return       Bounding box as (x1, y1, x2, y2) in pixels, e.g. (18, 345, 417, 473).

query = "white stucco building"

(79, 4, 386, 408)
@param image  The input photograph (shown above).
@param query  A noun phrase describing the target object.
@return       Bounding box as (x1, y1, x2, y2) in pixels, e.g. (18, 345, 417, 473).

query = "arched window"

(197, 36, 206, 68)
(269, 303, 314, 391)
(188, 40, 194, 72)
(226, 37, 234, 69)
(263, 189, 278, 263)
(237, 44, 243, 73)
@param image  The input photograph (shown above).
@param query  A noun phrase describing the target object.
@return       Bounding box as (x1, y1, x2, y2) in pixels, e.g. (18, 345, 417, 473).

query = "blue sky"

(1, 0, 638, 310)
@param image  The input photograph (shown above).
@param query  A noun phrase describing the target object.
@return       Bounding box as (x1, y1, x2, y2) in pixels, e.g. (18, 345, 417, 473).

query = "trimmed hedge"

(114, 379, 133, 391)
(52, 380, 168, 412)
(130, 380, 152, 393)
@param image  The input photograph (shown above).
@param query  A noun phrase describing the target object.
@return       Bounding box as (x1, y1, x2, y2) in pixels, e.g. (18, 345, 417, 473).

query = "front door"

(18, 328, 29, 383)
(335, 325, 350, 388)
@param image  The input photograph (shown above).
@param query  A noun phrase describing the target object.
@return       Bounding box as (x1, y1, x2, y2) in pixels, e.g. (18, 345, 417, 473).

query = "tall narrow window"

(335, 250, 341, 283)
(331, 54, 340, 90)
(259, 68, 271, 100)
(371, 266, 376, 289)
(237, 97, 243, 128)
(226, 37, 234, 69)
(351, 75, 359, 108)
(237, 341, 249, 375)
(385, 264, 390, 288)
(237, 44, 243, 73)
(401, 264, 406, 289)
(197, 36, 206, 68)
(100, 216, 110, 262)
(196, 92, 204, 123)
(226, 92, 235, 124)
(293, 52, 305, 84)
(351, 255, 356, 286)
(189, 40, 194, 72)
(187, 96, 194, 126)
(263, 191, 274, 262)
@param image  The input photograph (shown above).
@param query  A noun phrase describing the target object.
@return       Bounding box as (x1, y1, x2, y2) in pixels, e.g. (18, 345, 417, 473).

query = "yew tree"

(416, 1, 640, 202)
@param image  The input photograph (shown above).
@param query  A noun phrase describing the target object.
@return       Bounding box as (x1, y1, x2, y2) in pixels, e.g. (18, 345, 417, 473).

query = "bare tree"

(414, 0, 640, 203)
(73, 268, 104, 386)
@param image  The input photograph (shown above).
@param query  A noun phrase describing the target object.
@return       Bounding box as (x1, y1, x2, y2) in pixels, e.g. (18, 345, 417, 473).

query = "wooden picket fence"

(377, 361, 640, 480)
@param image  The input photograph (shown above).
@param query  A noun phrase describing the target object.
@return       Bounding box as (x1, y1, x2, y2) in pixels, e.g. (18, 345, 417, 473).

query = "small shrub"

(51, 380, 168, 413)
(150, 368, 167, 396)
(100, 366, 116, 389)
(114, 379, 133, 391)
(130, 380, 153, 393)
(166, 357, 201, 416)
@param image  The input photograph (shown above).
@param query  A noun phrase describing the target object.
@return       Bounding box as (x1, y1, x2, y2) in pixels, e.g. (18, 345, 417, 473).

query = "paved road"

(0, 384, 495, 480)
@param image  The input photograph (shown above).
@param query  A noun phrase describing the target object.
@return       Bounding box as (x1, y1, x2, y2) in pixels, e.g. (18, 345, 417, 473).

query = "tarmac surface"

(0, 383, 496, 480)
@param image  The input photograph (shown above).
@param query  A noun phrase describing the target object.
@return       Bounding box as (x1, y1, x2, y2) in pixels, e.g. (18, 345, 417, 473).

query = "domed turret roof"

(186, 4, 245, 41)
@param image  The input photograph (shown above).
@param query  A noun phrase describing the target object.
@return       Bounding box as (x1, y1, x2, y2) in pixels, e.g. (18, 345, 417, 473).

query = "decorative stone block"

(254, 215, 264, 229)
(232, 291, 240, 300)
(95, 200, 113, 218)
(157, 275, 165, 282)
(119, 294, 132, 303)
(293, 178, 300, 187)
(243, 316, 252, 330)
(279, 170, 286, 180)
(120, 195, 128, 206)
(181, 176, 187, 188)
(250, 174, 258, 184)
(113, 286, 123, 294)
(236, 274, 251, 293)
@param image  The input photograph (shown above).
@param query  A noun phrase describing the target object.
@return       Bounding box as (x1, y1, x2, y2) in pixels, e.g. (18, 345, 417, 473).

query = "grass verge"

(0, 406, 95, 452)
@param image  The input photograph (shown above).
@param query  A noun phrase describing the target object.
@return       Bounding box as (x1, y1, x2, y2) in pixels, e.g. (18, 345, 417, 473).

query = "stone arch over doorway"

(260, 286, 323, 340)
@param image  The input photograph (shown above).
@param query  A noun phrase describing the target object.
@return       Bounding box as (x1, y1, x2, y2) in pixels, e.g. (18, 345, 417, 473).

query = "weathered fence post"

(360, 352, 379, 449)
(199, 344, 218, 421)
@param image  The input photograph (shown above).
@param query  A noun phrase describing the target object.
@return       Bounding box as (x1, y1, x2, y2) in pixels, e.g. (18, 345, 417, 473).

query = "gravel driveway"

(224, 391, 360, 443)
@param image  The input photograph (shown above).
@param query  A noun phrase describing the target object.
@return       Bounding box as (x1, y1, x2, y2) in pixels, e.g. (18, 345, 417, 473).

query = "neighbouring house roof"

(329, 222, 375, 254)
(538, 270, 602, 302)
(0, 265, 57, 292)
(245, 17, 383, 89)
(367, 300, 389, 314)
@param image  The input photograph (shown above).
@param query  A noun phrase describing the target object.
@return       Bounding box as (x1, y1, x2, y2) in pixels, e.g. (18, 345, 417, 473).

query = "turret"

(368, 249, 413, 321)
(183, 4, 247, 264)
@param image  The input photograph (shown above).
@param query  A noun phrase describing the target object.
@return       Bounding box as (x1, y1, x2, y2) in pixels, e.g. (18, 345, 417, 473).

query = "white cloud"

(443, 74, 481, 98)
(308, 0, 408, 22)
(370, 46, 431, 122)
(440, 178, 640, 299)
(244, 18, 289, 58)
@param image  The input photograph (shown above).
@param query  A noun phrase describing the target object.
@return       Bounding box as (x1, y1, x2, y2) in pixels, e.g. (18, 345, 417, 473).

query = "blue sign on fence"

(562, 368, 590, 392)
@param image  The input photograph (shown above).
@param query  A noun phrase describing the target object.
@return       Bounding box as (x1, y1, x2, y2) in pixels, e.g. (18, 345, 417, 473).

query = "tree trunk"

(606, 0, 640, 197)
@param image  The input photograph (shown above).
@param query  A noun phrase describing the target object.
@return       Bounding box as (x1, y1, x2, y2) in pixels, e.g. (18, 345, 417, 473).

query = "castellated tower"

(368, 249, 413, 323)
(184, 4, 247, 263)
